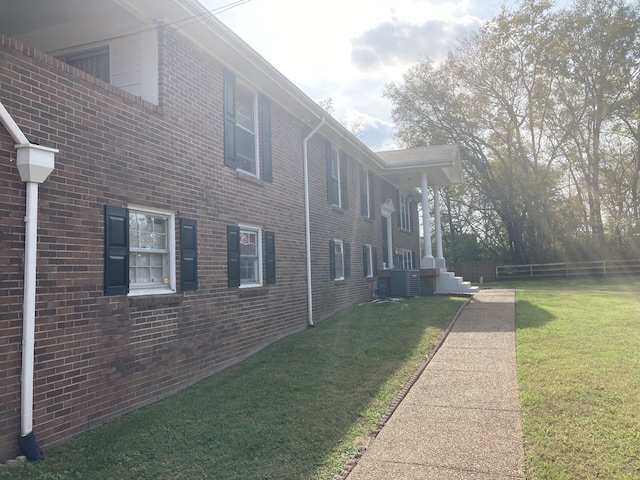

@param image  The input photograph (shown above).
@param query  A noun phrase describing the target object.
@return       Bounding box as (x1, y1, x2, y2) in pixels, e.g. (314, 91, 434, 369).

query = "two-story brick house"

(0, 0, 471, 461)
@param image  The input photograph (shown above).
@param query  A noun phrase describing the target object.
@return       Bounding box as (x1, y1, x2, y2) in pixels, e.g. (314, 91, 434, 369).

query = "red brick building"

(0, 0, 470, 461)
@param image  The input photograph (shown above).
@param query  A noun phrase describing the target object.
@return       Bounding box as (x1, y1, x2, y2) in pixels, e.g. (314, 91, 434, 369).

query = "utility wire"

(50, 0, 252, 55)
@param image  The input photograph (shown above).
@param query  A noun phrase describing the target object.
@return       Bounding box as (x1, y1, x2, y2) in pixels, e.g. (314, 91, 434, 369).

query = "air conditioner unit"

(389, 269, 421, 297)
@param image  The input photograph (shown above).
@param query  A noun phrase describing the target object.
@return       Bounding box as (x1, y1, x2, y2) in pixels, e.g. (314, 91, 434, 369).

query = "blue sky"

(201, 0, 568, 151)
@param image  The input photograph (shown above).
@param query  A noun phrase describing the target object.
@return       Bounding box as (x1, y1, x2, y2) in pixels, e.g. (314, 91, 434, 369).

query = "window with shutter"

(104, 205, 176, 296)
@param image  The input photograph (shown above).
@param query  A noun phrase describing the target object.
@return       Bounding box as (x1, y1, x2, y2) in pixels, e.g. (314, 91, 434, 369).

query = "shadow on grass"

(4, 296, 465, 480)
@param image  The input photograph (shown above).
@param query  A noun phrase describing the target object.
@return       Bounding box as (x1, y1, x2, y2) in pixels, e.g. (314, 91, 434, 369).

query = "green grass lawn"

(1, 296, 465, 480)
(508, 277, 640, 480)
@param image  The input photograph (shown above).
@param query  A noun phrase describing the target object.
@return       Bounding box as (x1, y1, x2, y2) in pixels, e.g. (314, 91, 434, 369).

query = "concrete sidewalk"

(346, 289, 526, 479)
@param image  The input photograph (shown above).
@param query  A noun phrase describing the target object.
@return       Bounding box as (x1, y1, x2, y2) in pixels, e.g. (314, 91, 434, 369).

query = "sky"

(199, 0, 554, 151)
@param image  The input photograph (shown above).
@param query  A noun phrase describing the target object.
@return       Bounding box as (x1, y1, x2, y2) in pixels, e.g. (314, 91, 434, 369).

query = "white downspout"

(1, 100, 57, 460)
(302, 117, 325, 327)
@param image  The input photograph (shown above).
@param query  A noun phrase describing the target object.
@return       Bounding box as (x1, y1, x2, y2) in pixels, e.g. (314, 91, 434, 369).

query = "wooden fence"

(495, 259, 640, 280)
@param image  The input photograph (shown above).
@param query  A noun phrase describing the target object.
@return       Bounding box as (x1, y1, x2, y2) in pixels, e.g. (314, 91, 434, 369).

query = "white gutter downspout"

(1, 100, 57, 461)
(302, 117, 326, 327)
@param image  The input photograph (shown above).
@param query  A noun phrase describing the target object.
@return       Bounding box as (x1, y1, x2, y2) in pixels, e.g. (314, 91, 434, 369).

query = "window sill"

(236, 169, 264, 186)
(362, 216, 373, 223)
(333, 279, 347, 285)
(399, 228, 414, 235)
(332, 205, 345, 214)
(129, 293, 184, 309)
(239, 286, 269, 298)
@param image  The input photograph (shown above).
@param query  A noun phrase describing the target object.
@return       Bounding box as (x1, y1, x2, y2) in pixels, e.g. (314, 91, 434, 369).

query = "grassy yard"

(509, 277, 640, 480)
(1, 296, 465, 480)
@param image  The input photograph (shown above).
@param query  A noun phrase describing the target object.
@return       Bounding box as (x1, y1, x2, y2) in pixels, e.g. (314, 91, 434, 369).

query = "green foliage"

(386, 0, 640, 264)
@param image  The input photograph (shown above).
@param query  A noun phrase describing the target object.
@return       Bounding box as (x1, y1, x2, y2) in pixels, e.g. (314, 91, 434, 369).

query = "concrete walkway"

(346, 289, 526, 479)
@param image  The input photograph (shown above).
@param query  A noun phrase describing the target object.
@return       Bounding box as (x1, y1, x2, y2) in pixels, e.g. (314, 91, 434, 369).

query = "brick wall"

(0, 29, 312, 460)
(0, 25, 423, 461)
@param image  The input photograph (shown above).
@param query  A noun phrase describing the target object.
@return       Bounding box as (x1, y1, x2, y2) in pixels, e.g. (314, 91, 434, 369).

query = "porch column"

(433, 186, 446, 270)
(421, 172, 435, 268)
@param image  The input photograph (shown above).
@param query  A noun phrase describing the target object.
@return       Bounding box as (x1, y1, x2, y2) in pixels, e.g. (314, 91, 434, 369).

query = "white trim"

(127, 205, 176, 296)
(333, 238, 345, 280)
(234, 82, 260, 178)
(364, 243, 373, 278)
(238, 223, 263, 288)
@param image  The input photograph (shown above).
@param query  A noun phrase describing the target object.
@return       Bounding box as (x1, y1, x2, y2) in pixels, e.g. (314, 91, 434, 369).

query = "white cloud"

(202, 0, 523, 149)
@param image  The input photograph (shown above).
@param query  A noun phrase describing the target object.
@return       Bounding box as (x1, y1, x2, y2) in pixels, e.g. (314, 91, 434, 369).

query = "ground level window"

(128, 207, 175, 293)
(328, 239, 344, 280)
(397, 249, 414, 270)
(240, 226, 262, 286)
(363, 244, 373, 278)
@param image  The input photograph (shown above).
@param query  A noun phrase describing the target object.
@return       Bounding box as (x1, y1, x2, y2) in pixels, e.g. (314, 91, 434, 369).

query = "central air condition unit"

(389, 269, 421, 297)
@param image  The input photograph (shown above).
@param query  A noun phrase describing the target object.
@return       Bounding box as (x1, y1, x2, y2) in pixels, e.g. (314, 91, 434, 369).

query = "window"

(129, 210, 171, 290)
(398, 192, 412, 231)
(331, 239, 344, 280)
(224, 69, 267, 177)
(104, 205, 190, 296)
(329, 239, 351, 280)
(397, 249, 415, 270)
(326, 142, 349, 209)
(62, 47, 110, 82)
(227, 226, 276, 288)
(239, 226, 262, 286)
(363, 244, 373, 278)
(360, 166, 375, 218)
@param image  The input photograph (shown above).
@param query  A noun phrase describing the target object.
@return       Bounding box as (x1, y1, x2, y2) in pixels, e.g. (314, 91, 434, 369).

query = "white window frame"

(235, 82, 260, 178)
(398, 248, 414, 270)
(364, 244, 373, 278)
(361, 166, 371, 218)
(330, 149, 342, 208)
(128, 205, 176, 296)
(239, 224, 263, 287)
(399, 194, 411, 231)
(333, 238, 345, 280)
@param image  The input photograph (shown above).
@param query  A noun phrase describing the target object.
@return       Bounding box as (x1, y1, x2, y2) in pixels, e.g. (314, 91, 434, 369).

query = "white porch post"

(433, 186, 446, 270)
(421, 172, 435, 268)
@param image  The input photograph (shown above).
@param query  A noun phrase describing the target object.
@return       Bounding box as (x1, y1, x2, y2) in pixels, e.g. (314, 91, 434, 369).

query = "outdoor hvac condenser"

(389, 269, 421, 297)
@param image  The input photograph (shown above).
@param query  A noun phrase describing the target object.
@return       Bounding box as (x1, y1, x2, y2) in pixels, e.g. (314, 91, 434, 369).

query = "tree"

(386, 0, 640, 263)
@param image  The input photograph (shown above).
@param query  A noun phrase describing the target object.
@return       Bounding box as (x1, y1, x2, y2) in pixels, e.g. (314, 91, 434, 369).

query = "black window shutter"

(326, 140, 335, 205)
(412, 250, 417, 269)
(372, 247, 378, 277)
(104, 205, 129, 296)
(397, 190, 402, 228)
(340, 152, 348, 210)
(344, 242, 351, 278)
(261, 95, 272, 182)
(180, 218, 198, 291)
(223, 68, 237, 169)
(227, 225, 241, 287)
(359, 166, 367, 216)
(368, 171, 375, 219)
(329, 239, 335, 280)
(362, 245, 368, 277)
(265, 230, 276, 284)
